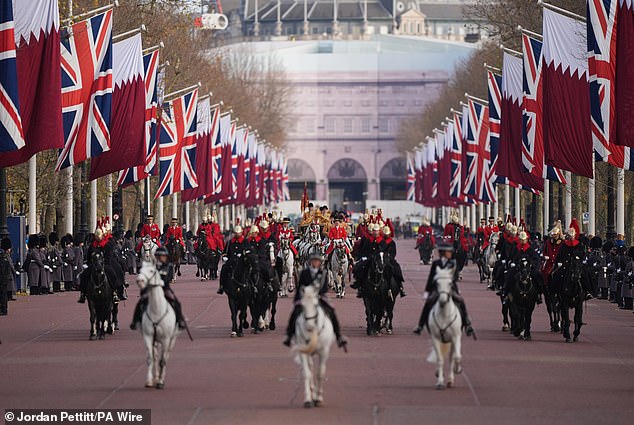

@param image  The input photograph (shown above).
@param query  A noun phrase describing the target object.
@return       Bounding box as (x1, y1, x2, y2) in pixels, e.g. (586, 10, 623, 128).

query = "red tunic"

(443, 223, 468, 251)
(166, 226, 185, 246)
(542, 238, 563, 282)
(416, 225, 436, 247)
(141, 223, 162, 245)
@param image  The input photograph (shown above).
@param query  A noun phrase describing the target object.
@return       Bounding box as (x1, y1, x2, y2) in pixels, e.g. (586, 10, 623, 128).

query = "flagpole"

(564, 171, 572, 227)
(90, 180, 97, 232)
(106, 174, 113, 220)
(537, 0, 586, 22)
(142, 42, 164, 55)
(514, 187, 521, 223)
(617, 168, 625, 237)
(61, 1, 119, 26)
(163, 83, 202, 102)
(172, 193, 178, 220)
(64, 167, 73, 235)
(588, 163, 596, 236)
(185, 201, 190, 231)
(542, 179, 550, 235)
(504, 185, 510, 218)
(486, 203, 491, 222)
(29, 156, 37, 233)
(478, 203, 484, 223)
(158, 196, 164, 231)
(112, 25, 146, 42)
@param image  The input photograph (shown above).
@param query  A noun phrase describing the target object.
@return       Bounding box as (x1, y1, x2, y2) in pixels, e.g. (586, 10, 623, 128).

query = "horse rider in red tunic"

(417, 219, 436, 246)
(166, 218, 185, 247)
(278, 217, 298, 255)
(443, 214, 468, 253)
(325, 217, 352, 265)
(136, 215, 162, 252)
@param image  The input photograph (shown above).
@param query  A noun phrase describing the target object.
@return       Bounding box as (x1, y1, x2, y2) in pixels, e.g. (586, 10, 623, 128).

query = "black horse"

(167, 237, 183, 277)
(508, 258, 539, 340)
(220, 254, 253, 337)
(557, 257, 584, 343)
(416, 234, 433, 265)
(195, 234, 213, 281)
(83, 252, 114, 340)
(363, 252, 395, 336)
(249, 257, 279, 333)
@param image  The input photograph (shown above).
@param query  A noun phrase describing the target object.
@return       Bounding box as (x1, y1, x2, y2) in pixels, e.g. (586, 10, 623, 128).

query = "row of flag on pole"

(0, 0, 289, 206)
(407, 1, 634, 207)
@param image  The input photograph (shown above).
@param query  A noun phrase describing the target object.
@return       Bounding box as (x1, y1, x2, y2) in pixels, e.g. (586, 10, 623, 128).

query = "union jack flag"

(522, 34, 568, 183)
(155, 89, 199, 198)
(117, 49, 161, 187)
(208, 107, 221, 194)
(229, 126, 243, 201)
(487, 71, 505, 186)
(57, 10, 113, 171)
(588, 0, 632, 169)
(450, 111, 463, 200)
(0, 0, 25, 152)
(406, 152, 415, 201)
(463, 99, 493, 202)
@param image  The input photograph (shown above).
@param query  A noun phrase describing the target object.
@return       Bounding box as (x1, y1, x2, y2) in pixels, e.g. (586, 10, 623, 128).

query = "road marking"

(372, 404, 380, 425)
(96, 363, 145, 409)
(462, 371, 481, 406)
(186, 407, 202, 425)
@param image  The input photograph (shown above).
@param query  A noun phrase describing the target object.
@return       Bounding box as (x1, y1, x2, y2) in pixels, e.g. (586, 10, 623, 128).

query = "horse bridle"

(141, 268, 171, 333)
(433, 289, 458, 343)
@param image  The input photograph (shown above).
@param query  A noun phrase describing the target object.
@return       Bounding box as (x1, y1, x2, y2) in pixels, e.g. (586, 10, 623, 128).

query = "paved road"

(1, 239, 633, 425)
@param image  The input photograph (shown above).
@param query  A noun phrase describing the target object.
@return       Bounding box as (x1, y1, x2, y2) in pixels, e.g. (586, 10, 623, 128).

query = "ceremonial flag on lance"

(542, 8, 593, 178)
(90, 33, 145, 180)
(57, 10, 113, 171)
(155, 89, 199, 198)
(0, 0, 62, 167)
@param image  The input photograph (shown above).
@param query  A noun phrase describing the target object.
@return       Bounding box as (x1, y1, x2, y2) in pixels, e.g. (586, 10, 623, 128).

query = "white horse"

(278, 237, 295, 297)
(136, 262, 179, 389)
(485, 232, 499, 270)
(427, 266, 463, 390)
(328, 240, 349, 298)
(140, 236, 158, 264)
(258, 241, 279, 331)
(292, 284, 335, 408)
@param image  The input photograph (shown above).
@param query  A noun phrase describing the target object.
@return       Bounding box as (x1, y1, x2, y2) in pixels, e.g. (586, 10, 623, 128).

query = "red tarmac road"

(1, 239, 633, 425)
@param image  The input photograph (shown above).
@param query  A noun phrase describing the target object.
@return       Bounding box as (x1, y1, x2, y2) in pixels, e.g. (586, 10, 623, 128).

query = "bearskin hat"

(1, 237, 12, 251)
(589, 236, 603, 249)
(38, 234, 48, 248)
(48, 232, 59, 245)
(602, 240, 614, 253)
(27, 234, 38, 249)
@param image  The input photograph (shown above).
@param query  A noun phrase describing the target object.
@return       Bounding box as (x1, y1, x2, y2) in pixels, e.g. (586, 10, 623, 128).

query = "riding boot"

(217, 283, 224, 295)
(77, 292, 86, 303)
(283, 305, 302, 346)
(413, 296, 436, 334)
(171, 298, 186, 329)
(129, 301, 144, 330)
(320, 300, 347, 350)
(456, 300, 477, 340)
(398, 279, 407, 297)
(117, 286, 127, 301)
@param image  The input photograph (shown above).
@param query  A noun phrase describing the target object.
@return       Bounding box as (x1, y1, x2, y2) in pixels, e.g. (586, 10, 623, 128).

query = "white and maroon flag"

(0, 0, 62, 166)
(57, 9, 113, 171)
(615, 0, 634, 150)
(542, 8, 593, 178)
(90, 33, 144, 180)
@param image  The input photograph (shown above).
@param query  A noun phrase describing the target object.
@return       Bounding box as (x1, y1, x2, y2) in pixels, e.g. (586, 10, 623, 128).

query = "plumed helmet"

(510, 225, 518, 235)
(423, 219, 430, 226)
(48, 232, 59, 245)
(451, 214, 460, 224)
(518, 231, 528, 241)
(382, 226, 391, 236)
(95, 228, 104, 240)
(211, 215, 217, 223)
(505, 222, 513, 232)
(1, 237, 12, 251)
(568, 218, 580, 240)
(566, 226, 576, 239)
(260, 220, 269, 230)
(249, 225, 259, 234)
(590, 236, 603, 249)
(233, 225, 243, 234)
(155, 247, 168, 257)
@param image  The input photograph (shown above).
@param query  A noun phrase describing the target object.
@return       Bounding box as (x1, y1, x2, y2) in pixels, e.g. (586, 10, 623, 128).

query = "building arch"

(327, 158, 368, 212)
(379, 157, 407, 200)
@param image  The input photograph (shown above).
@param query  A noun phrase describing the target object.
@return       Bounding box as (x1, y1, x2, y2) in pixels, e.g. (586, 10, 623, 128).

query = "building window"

(343, 100, 352, 107)
(396, 100, 405, 106)
(361, 118, 371, 133)
(379, 100, 389, 106)
(344, 118, 353, 133)
(379, 118, 389, 133)
(361, 99, 371, 107)
(325, 117, 335, 133)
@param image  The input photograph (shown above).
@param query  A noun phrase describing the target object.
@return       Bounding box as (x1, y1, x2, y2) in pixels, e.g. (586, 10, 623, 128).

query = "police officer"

(283, 253, 347, 350)
(130, 247, 186, 330)
(413, 242, 476, 339)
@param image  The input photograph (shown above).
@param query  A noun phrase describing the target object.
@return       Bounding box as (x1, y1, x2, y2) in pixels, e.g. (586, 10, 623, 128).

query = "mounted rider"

(283, 253, 348, 350)
(254, 221, 278, 286)
(542, 221, 564, 288)
(552, 219, 591, 299)
(218, 225, 247, 294)
(130, 247, 186, 330)
(378, 225, 407, 297)
(166, 218, 185, 248)
(417, 219, 435, 248)
(278, 217, 298, 256)
(136, 215, 162, 253)
(413, 242, 476, 339)
(78, 217, 127, 304)
(503, 230, 544, 304)
(443, 214, 468, 254)
(351, 223, 382, 297)
(325, 216, 353, 265)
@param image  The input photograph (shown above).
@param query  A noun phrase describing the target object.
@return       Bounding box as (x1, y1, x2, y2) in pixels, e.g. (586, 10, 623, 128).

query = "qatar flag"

(615, 0, 634, 148)
(0, 0, 62, 167)
(247, 133, 258, 206)
(542, 8, 593, 178)
(499, 52, 543, 191)
(90, 33, 145, 180)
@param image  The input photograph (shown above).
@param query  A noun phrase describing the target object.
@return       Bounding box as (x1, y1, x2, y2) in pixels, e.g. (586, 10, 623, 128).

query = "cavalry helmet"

(437, 242, 454, 252)
(155, 247, 168, 257)
(309, 253, 324, 262)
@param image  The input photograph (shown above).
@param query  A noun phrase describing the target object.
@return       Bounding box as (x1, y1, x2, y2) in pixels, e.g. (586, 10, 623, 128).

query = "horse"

(329, 240, 349, 298)
(483, 232, 499, 282)
(194, 234, 213, 281)
(277, 237, 296, 297)
(417, 233, 433, 265)
(136, 262, 179, 389)
(251, 241, 279, 333)
(220, 254, 253, 337)
(363, 252, 395, 335)
(291, 284, 335, 408)
(557, 256, 584, 343)
(83, 251, 114, 341)
(166, 237, 183, 277)
(508, 257, 539, 340)
(426, 266, 463, 390)
(140, 236, 157, 264)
